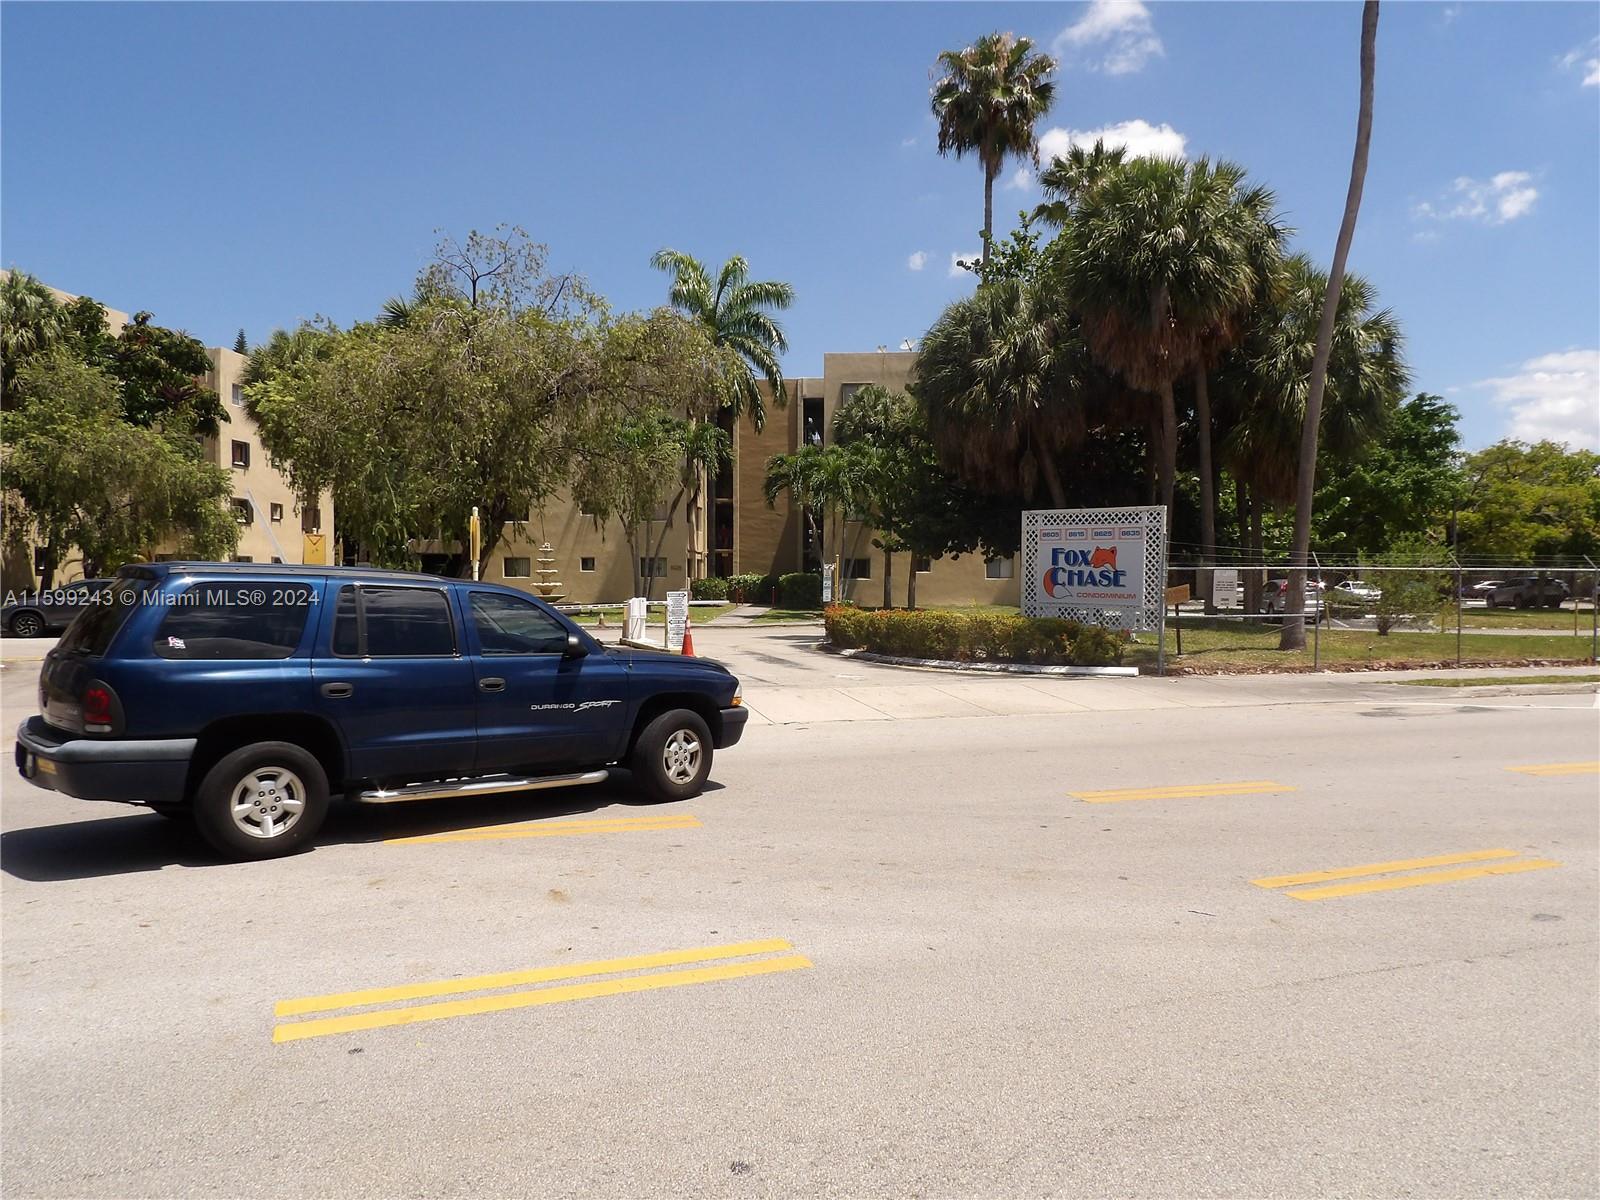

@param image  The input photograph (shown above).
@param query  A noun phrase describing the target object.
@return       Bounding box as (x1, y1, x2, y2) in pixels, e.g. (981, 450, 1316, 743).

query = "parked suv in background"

(1483, 576, 1569, 609)
(15, 563, 747, 860)
(1263, 578, 1327, 619)
(3, 580, 113, 638)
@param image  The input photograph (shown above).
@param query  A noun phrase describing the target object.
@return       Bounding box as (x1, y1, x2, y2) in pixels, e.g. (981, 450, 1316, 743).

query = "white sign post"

(1212, 568, 1240, 609)
(820, 564, 835, 604)
(665, 590, 689, 653)
(1021, 506, 1169, 671)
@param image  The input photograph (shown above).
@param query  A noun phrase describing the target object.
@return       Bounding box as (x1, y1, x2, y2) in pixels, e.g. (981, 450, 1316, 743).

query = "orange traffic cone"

(681, 613, 695, 657)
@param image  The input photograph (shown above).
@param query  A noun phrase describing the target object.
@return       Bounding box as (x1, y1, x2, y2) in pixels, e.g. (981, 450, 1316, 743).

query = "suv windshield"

(55, 570, 156, 656)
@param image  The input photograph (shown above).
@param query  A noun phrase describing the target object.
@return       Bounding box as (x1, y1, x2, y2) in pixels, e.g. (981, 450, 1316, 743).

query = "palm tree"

(650, 250, 794, 431)
(1219, 255, 1408, 607)
(762, 442, 873, 598)
(1282, 0, 1381, 650)
(1, 271, 67, 405)
(1032, 140, 1127, 228)
(1061, 156, 1279, 524)
(913, 277, 1100, 508)
(931, 32, 1057, 265)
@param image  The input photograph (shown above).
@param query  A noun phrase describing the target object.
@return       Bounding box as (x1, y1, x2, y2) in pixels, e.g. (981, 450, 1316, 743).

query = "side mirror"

(564, 633, 588, 659)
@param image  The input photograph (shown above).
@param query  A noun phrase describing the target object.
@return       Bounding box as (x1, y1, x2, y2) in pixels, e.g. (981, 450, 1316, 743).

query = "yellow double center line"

(1505, 761, 1600, 778)
(1252, 848, 1561, 901)
(386, 812, 701, 845)
(1070, 780, 1294, 804)
(273, 938, 810, 1043)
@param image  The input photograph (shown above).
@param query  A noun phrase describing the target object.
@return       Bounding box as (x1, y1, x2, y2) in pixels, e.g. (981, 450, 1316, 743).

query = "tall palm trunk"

(1282, 0, 1379, 651)
(907, 562, 918, 610)
(982, 158, 998, 265)
(1195, 368, 1217, 612)
(1157, 379, 1178, 523)
(882, 550, 892, 609)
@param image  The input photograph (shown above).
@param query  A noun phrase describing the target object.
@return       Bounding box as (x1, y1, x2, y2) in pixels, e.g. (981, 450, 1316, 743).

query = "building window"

(230, 383, 243, 407)
(839, 383, 867, 407)
(271, 556, 283, 564)
(301, 506, 321, 534)
(844, 557, 872, 580)
(231, 440, 250, 468)
(913, 555, 932, 574)
(985, 555, 1015, 580)
(580, 556, 596, 572)
(640, 556, 667, 579)
(502, 557, 532, 579)
(32, 547, 47, 572)
(231, 555, 253, 563)
(231, 498, 253, 526)
(802, 397, 824, 447)
(270, 502, 284, 523)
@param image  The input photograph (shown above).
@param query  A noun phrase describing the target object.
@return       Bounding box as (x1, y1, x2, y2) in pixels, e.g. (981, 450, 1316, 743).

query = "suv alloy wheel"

(192, 741, 330, 860)
(630, 709, 713, 803)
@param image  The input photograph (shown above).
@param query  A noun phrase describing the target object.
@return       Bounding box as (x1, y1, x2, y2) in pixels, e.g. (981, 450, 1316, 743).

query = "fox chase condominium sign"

(1021, 507, 1167, 631)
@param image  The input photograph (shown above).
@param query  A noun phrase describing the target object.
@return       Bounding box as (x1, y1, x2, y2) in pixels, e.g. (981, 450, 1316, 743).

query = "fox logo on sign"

(1089, 546, 1117, 570)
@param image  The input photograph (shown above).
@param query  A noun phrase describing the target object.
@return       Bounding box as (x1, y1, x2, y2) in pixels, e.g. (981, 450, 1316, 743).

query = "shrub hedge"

(824, 606, 1126, 667)
(777, 572, 823, 610)
(691, 573, 783, 603)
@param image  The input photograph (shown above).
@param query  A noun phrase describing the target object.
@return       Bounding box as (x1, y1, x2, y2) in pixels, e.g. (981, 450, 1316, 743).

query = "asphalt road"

(2, 644, 1597, 1198)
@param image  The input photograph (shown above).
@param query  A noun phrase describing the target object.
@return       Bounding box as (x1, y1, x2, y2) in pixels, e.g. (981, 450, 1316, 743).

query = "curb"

(821, 643, 1137, 677)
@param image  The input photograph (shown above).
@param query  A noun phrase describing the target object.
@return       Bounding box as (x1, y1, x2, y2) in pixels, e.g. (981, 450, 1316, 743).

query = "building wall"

(205, 348, 335, 565)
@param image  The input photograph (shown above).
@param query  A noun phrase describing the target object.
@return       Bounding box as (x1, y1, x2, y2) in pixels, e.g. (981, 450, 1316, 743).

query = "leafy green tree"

(233, 329, 248, 353)
(1455, 440, 1600, 563)
(1311, 392, 1460, 558)
(650, 249, 794, 430)
(109, 311, 226, 434)
(1372, 536, 1448, 635)
(3, 354, 236, 580)
(1032, 141, 1128, 227)
(762, 443, 874, 598)
(931, 32, 1057, 265)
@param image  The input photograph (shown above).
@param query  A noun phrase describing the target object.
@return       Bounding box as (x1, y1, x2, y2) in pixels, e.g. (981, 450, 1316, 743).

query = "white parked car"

(1330, 580, 1382, 606)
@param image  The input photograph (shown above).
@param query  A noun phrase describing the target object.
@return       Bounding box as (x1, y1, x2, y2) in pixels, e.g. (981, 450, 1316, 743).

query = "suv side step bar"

(355, 770, 609, 805)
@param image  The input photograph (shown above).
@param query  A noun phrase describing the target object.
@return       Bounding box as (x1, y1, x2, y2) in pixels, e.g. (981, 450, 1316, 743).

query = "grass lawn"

(568, 603, 737, 627)
(1435, 605, 1597, 631)
(1130, 617, 1597, 672)
(751, 608, 826, 622)
(1395, 673, 1600, 687)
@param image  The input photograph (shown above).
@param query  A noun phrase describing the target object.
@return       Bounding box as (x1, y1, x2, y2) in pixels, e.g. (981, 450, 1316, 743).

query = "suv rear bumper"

(715, 706, 749, 749)
(15, 717, 195, 803)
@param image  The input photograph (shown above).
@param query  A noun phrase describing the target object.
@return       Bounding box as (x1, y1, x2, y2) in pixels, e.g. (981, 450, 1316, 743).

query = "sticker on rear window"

(166, 636, 187, 650)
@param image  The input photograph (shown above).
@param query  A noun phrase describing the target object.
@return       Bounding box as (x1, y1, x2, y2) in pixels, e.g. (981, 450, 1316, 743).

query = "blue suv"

(15, 563, 747, 860)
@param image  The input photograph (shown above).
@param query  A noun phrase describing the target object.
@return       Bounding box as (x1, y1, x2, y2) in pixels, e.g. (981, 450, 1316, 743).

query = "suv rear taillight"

(82, 681, 121, 735)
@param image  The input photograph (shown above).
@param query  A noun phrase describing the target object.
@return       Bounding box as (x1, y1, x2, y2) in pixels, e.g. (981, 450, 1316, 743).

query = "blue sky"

(4, 1, 1597, 449)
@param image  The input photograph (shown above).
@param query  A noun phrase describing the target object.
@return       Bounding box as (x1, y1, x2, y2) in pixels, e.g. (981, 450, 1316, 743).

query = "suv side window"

(469, 592, 568, 655)
(332, 584, 457, 657)
(154, 582, 316, 660)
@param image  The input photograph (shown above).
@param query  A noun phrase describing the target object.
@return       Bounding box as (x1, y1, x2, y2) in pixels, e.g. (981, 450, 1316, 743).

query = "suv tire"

(630, 709, 712, 803)
(192, 741, 329, 860)
(9, 610, 45, 638)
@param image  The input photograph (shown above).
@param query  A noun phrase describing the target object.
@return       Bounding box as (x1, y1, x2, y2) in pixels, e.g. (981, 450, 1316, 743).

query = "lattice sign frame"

(1020, 506, 1168, 632)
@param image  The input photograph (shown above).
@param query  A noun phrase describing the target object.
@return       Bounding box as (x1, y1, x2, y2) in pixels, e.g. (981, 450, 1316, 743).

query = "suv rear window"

(153, 583, 316, 659)
(56, 573, 155, 657)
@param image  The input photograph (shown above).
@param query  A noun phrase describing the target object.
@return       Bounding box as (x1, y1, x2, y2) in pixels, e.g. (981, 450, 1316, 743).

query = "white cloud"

(1475, 350, 1600, 449)
(1002, 165, 1033, 191)
(1414, 171, 1539, 225)
(907, 250, 927, 272)
(901, 136, 919, 147)
(1558, 35, 1600, 87)
(949, 252, 978, 279)
(1054, 0, 1164, 74)
(1038, 118, 1187, 164)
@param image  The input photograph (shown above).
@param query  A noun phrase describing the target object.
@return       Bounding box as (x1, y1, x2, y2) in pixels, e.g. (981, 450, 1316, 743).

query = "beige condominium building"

(483, 350, 1019, 608)
(1, 276, 333, 588)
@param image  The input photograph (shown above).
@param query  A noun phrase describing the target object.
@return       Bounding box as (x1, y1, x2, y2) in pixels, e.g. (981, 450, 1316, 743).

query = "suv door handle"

(478, 677, 506, 693)
(320, 682, 354, 699)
